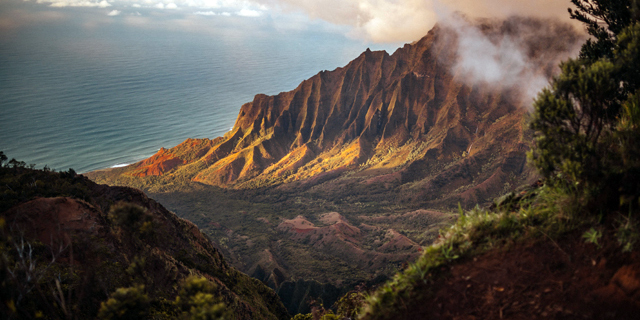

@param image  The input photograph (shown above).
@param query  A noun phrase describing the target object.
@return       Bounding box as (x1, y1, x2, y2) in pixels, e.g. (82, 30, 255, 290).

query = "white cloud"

(107, 9, 121, 15)
(194, 10, 217, 15)
(132, 3, 141, 7)
(166, 2, 178, 9)
(37, 0, 112, 8)
(154, 3, 164, 9)
(194, 8, 259, 17)
(237, 8, 260, 17)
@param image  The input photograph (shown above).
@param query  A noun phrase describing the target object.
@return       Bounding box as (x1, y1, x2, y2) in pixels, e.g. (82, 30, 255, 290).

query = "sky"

(1, 0, 580, 43)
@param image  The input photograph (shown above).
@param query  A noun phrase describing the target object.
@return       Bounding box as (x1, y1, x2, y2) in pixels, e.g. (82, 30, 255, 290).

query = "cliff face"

(93, 17, 582, 207)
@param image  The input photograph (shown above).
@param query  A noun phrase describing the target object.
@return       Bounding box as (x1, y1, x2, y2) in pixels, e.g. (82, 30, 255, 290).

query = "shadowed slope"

(0, 166, 289, 319)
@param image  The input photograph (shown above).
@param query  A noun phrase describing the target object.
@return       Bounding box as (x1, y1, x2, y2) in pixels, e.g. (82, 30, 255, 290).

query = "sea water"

(0, 15, 400, 173)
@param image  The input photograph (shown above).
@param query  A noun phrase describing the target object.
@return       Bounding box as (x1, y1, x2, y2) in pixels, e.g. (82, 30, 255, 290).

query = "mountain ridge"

(90, 17, 584, 208)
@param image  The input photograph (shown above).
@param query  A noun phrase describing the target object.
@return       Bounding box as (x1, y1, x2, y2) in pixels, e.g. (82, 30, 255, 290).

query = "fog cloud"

(438, 14, 585, 106)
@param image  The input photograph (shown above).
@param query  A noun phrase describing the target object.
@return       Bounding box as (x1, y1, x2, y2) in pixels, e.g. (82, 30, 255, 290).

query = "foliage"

(529, 3, 640, 209)
(334, 290, 368, 319)
(291, 314, 313, 320)
(174, 276, 227, 320)
(569, 0, 638, 62)
(582, 227, 602, 247)
(0, 154, 90, 213)
(108, 202, 156, 240)
(616, 214, 640, 252)
(97, 285, 150, 320)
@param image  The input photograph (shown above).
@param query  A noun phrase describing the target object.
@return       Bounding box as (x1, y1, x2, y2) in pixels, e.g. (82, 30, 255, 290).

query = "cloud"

(438, 14, 585, 106)
(237, 8, 260, 17)
(107, 9, 120, 15)
(194, 9, 257, 17)
(253, 0, 579, 43)
(194, 10, 218, 15)
(35, 0, 112, 8)
(21, 0, 582, 43)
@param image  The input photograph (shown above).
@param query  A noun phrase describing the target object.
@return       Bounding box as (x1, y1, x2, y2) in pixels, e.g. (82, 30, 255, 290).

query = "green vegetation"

(530, 0, 640, 208)
(173, 276, 228, 320)
(97, 285, 151, 320)
(359, 184, 577, 319)
(0, 151, 91, 213)
(96, 276, 229, 320)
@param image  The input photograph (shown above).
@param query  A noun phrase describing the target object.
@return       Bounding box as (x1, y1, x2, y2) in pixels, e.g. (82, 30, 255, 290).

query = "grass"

(356, 182, 619, 320)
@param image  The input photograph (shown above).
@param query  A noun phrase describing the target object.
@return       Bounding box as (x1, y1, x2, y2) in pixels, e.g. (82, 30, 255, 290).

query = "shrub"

(97, 285, 150, 320)
(174, 275, 227, 320)
(108, 203, 155, 239)
(529, 2, 640, 209)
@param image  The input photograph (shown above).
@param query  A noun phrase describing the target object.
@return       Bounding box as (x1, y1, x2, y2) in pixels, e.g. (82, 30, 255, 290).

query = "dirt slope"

(364, 230, 640, 320)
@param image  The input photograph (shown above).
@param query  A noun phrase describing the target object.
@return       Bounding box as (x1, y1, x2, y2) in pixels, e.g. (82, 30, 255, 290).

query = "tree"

(569, 0, 638, 62)
(529, 1, 640, 206)
(108, 203, 155, 241)
(174, 276, 227, 320)
(97, 285, 150, 320)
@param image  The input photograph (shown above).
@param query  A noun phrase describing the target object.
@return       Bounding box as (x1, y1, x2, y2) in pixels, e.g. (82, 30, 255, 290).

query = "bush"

(174, 275, 227, 320)
(529, 2, 640, 209)
(108, 203, 155, 239)
(97, 285, 150, 320)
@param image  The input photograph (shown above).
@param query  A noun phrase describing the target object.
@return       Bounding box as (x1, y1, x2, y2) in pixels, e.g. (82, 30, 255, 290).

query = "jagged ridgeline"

(89, 17, 583, 208)
(0, 163, 289, 319)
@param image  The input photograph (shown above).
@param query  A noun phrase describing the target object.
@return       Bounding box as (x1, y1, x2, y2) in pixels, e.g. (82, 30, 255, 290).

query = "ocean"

(0, 13, 400, 173)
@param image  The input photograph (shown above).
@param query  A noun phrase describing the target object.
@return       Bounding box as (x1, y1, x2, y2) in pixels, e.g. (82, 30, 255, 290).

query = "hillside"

(0, 162, 289, 319)
(85, 17, 587, 314)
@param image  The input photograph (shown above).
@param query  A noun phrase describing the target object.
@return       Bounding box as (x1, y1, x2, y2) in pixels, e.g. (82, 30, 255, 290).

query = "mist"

(437, 14, 585, 107)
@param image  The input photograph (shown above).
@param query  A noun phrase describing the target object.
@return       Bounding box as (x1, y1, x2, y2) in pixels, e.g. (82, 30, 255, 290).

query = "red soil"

(3, 197, 103, 247)
(395, 230, 640, 320)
